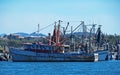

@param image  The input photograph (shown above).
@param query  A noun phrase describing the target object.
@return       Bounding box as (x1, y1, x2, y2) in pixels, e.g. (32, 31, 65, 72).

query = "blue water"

(0, 61, 120, 75)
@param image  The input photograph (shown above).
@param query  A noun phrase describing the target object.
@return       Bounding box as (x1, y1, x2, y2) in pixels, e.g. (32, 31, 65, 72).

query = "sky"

(0, 0, 120, 35)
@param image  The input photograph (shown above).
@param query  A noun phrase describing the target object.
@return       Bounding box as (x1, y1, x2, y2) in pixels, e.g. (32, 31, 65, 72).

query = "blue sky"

(0, 0, 120, 35)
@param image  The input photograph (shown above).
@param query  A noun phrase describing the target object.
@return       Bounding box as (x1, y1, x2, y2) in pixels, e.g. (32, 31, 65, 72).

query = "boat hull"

(9, 48, 95, 62)
(95, 50, 108, 61)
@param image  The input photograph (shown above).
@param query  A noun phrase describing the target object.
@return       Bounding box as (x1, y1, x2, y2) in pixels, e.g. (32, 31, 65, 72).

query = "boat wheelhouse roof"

(24, 43, 56, 50)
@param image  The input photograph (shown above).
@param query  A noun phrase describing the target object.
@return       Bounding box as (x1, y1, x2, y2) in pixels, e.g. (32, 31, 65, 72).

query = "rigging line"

(60, 21, 82, 24)
(69, 21, 82, 22)
(62, 20, 81, 22)
(39, 22, 55, 31)
(41, 36, 56, 44)
(72, 22, 83, 33)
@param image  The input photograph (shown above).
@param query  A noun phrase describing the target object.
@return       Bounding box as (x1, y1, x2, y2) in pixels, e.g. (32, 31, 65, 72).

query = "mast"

(37, 24, 40, 34)
(55, 22, 57, 44)
(70, 21, 84, 52)
(71, 26, 75, 52)
(71, 26, 73, 44)
(82, 21, 87, 45)
(52, 20, 62, 46)
(63, 22, 69, 35)
(89, 24, 96, 53)
(57, 20, 62, 46)
(96, 25, 102, 50)
(57, 20, 60, 44)
(52, 22, 57, 44)
(48, 33, 51, 45)
(61, 22, 69, 45)
(80, 21, 86, 44)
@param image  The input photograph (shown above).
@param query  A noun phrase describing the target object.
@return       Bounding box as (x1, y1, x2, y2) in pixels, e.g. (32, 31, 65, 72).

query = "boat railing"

(10, 47, 24, 50)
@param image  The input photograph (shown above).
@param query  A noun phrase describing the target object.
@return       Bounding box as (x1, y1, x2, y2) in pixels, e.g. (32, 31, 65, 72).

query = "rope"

(39, 22, 55, 31)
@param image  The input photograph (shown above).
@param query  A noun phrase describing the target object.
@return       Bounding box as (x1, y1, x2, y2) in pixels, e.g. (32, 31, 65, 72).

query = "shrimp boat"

(9, 20, 108, 62)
